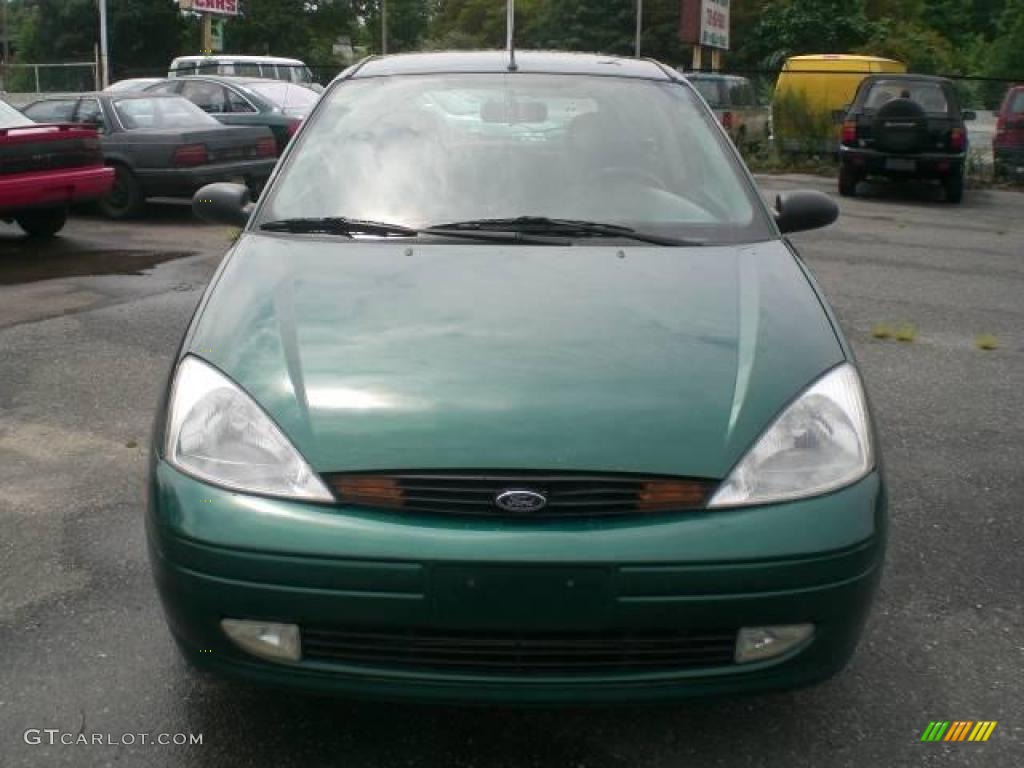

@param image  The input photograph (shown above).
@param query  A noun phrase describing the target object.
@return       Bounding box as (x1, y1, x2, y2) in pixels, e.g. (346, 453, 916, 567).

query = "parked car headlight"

(708, 364, 873, 508)
(165, 356, 332, 501)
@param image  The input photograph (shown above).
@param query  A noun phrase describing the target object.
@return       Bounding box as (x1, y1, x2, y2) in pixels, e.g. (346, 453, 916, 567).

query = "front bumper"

(147, 461, 886, 704)
(840, 146, 964, 179)
(0, 165, 114, 213)
(136, 158, 276, 198)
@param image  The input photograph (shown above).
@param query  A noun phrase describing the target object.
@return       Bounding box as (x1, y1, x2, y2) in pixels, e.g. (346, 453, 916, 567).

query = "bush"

(772, 88, 837, 154)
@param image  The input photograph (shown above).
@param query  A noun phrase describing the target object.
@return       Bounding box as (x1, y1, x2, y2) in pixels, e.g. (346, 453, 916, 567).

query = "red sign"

(188, 0, 239, 16)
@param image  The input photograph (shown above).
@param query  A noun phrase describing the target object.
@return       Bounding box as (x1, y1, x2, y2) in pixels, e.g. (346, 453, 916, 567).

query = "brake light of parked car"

(950, 128, 965, 152)
(721, 111, 734, 130)
(286, 118, 302, 138)
(841, 120, 857, 145)
(172, 143, 209, 167)
(255, 137, 277, 158)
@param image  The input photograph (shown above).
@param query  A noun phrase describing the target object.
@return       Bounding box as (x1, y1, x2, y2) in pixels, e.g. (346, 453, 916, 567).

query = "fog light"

(735, 624, 814, 663)
(221, 619, 301, 663)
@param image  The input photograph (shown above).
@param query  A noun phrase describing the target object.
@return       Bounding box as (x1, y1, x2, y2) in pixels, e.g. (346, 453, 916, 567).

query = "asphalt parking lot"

(1, 179, 1021, 767)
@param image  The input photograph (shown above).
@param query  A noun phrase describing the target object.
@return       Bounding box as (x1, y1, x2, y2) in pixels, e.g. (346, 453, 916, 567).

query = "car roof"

(168, 74, 283, 86)
(172, 55, 305, 64)
(350, 51, 673, 80)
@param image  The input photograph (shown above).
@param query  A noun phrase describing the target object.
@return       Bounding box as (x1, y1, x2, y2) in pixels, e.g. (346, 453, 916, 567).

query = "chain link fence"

(0, 62, 99, 100)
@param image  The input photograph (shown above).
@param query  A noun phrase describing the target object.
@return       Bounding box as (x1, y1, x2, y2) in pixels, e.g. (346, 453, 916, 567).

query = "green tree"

(747, 0, 875, 69)
(356, 0, 429, 54)
(857, 18, 958, 73)
(10, 0, 183, 80)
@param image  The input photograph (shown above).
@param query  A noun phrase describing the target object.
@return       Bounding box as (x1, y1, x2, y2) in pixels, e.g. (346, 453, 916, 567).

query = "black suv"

(839, 75, 975, 203)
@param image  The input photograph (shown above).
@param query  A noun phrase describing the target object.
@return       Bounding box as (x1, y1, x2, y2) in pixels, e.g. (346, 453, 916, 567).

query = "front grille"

(321, 471, 716, 518)
(302, 627, 738, 675)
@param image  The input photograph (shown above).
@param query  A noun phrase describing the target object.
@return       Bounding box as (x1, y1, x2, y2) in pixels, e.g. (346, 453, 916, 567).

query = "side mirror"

(193, 182, 253, 227)
(775, 190, 839, 234)
(962, 109, 977, 121)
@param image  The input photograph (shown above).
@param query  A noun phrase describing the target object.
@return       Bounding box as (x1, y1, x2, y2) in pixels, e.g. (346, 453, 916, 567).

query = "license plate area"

(432, 566, 611, 630)
(885, 158, 916, 171)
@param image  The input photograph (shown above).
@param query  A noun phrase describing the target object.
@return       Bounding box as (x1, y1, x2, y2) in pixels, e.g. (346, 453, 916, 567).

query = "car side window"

(1009, 91, 1024, 114)
(74, 99, 107, 132)
(236, 62, 262, 77)
(226, 89, 257, 114)
(147, 82, 179, 95)
(182, 81, 227, 114)
(728, 81, 753, 108)
(23, 99, 77, 123)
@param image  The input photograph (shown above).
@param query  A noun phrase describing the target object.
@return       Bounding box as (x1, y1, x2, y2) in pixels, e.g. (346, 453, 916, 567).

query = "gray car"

(22, 93, 278, 218)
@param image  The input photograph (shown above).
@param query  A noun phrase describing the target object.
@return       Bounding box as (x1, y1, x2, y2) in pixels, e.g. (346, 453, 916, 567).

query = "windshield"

(262, 74, 768, 243)
(248, 81, 318, 114)
(113, 96, 222, 130)
(0, 99, 34, 128)
(864, 80, 950, 114)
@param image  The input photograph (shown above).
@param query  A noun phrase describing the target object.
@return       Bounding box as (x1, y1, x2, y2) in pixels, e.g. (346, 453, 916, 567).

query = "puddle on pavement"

(0, 247, 193, 286)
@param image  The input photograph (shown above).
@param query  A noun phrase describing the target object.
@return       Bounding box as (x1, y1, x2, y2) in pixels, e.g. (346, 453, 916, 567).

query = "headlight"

(165, 356, 333, 501)
(708, 363, 874, 508)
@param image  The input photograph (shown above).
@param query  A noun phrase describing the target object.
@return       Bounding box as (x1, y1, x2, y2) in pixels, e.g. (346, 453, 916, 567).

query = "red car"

(0, 98, 114, 237)
(994, 85, 1024, 181)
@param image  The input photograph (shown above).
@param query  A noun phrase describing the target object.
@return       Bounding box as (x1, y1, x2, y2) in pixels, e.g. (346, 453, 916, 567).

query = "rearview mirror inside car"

(193, 182, 253, 227)
(775, 190, 839, 235)
(481, 100, 549, 124)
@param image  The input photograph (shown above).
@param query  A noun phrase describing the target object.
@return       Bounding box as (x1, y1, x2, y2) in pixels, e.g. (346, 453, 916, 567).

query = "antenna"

(507, 0, 517, 71)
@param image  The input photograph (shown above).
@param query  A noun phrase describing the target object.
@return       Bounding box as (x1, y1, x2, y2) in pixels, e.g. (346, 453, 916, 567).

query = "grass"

(871, 324, 893, 339)
(975, 334, 998, 350)
(894, 325, 918, 342)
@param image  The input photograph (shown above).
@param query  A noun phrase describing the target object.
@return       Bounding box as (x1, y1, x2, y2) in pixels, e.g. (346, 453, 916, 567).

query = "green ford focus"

(148, 51, 885, 704)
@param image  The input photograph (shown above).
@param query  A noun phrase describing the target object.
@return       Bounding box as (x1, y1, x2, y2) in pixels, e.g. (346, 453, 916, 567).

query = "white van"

(168, 55, 317, 87)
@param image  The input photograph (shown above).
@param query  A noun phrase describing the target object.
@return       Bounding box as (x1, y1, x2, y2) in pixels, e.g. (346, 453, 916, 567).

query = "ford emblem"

(494, 489, 548, 513)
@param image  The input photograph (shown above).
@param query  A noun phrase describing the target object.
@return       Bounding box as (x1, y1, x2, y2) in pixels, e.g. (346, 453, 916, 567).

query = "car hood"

(186, 236, 844, 478)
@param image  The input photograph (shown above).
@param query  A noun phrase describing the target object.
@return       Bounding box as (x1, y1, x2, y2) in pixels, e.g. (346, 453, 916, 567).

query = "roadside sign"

(679, 0, 730, 51)
(181, 0, 239, 16)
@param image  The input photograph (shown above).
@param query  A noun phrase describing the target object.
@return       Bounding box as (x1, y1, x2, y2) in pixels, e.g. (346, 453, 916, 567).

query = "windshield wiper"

(261, 216, 565, 244)
(260, 217, 419, 237)
(427, 217, 702, 246)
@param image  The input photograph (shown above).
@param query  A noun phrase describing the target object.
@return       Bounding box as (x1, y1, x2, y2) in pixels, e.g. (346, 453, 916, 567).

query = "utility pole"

(634, 0, 642, 58)
(381, 0, 388, 55)
(98, 0, 109, 88)
(3, 0, 10, 69)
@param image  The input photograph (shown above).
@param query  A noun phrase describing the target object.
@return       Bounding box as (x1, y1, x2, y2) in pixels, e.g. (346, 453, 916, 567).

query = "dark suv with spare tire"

(839, 75, 974, 203)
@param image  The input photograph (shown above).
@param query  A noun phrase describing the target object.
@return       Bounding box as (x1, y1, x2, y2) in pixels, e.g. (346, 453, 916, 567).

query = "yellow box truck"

(774, 54, 907, 154)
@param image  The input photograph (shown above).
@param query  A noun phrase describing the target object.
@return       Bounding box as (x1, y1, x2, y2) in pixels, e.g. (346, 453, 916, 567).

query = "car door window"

(728, 81, 754, 108)
(1008, 91, 1024, 114)
(23, 99, 77, 123)
(146, 82, 180, 95)
(226, 89, 257, 114)
(182, 81, 228, 114)
(74, 99, 107, 132)
(236, 62, 262, 77)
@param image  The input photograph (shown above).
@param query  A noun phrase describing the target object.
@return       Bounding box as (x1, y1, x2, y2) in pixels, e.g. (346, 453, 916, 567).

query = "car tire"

(838, 164, 859, 197)
(944, 171, 964, 204)
(99, 165, 145, 219)
(15, 206, 68, 238)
